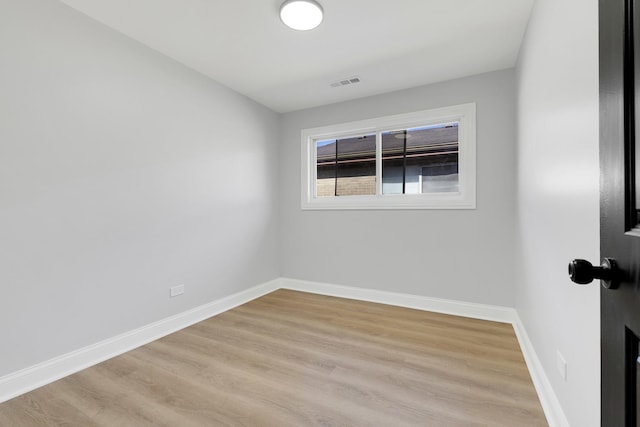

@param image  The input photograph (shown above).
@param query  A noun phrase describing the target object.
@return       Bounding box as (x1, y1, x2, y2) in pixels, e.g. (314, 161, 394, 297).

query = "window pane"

(381, 131, 404, 194)
(382, 123, 459, 194)
(316, 135, 376, 197)
(337, 134, 376, 196)
(316, 139, 336, 197)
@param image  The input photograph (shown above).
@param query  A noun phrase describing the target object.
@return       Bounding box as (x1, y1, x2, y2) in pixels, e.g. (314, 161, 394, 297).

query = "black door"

(578, 0, 640, 424)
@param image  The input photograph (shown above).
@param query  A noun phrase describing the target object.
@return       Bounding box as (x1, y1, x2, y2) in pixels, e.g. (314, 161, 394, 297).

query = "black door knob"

(568, 258, 620, 289)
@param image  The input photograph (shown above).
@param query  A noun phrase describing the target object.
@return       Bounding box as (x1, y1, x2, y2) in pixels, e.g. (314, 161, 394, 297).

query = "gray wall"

(515, 0, 600, 425)
(280, 70, 517, 307)
(0, 0, 280, 377)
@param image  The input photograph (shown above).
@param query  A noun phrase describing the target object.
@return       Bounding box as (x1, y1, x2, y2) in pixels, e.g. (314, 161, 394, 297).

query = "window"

(301, 103, 476, 210)
(316, 134, 377, 197)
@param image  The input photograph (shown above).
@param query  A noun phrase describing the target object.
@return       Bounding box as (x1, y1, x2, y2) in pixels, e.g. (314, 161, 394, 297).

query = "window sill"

(301, 193, 476, 210)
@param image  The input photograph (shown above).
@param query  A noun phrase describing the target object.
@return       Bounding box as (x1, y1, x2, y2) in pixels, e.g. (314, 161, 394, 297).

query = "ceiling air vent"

(330, 76, 361, 88)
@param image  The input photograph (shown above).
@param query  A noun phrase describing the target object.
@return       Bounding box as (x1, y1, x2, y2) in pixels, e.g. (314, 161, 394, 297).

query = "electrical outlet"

(556, 351, 567, 381)
(170, 284, 185, 298)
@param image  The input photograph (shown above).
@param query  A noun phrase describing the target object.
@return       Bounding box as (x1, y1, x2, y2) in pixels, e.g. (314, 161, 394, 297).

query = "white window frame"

(301, 103, 476, 210)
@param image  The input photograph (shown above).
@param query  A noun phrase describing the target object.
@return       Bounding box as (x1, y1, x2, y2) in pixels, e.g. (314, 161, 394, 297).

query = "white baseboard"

(512, 313, 570, 427)
(0, 279, 280, 404)
(280, 277, 517, 323)
(0, 276, 568, 427)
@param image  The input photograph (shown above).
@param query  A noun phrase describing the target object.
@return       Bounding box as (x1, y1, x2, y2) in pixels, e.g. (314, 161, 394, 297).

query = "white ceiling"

(59, 0, 534, 113)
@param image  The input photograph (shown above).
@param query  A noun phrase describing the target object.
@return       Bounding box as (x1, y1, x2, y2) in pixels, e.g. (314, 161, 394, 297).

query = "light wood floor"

(0, 290, 547, 426)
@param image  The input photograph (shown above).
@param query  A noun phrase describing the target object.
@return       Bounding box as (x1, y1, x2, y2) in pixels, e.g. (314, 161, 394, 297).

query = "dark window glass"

(382, 123, 459, 194)
(316, 134, 376, 197)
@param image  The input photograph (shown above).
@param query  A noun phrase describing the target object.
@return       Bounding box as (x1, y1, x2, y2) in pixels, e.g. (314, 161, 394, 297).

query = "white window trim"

(301, 103, 476, 210)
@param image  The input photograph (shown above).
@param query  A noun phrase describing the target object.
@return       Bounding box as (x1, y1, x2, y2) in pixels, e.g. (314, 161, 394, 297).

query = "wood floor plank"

(0, 290, 547, 426)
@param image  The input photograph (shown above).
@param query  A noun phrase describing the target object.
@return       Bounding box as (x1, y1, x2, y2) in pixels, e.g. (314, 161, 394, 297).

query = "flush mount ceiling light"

(280, 0, 323, 31)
